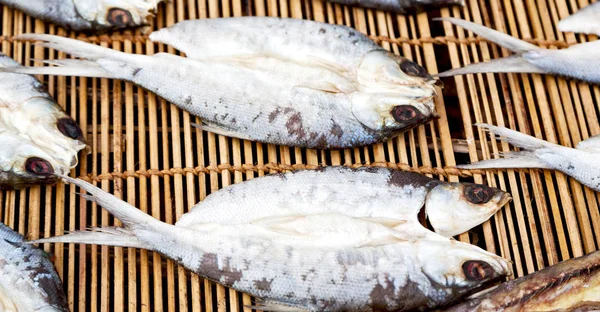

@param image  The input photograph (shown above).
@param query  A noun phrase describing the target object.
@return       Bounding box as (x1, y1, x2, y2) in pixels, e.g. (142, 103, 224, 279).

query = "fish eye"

(464, 184, 493, 204)
(107, 8, 134, 27)
(400, 60, 429, 78)
(391, 105, 423, 124)
(57, 118, 83, 140)
(462, 260, 493, 281)
(25, 157, 54, 176)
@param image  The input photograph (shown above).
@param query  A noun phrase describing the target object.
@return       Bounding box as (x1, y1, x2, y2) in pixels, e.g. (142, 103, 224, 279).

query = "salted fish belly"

(33, 176, 511, 311)
(0, 222, 68, 311)
(149, 17, 381, 72)
(177, 167, 511, 238)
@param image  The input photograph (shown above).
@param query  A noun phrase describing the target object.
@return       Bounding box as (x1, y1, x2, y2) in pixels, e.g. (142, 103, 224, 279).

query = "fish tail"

(434, 17, 540, 53)
(458, 123, 557, 170)
(31, 227, 145, 249)
(457, 151, 550, 170)
(5, 34, 142, 79)
(435, 55, 545, 77)
(30, 176, 165, 248)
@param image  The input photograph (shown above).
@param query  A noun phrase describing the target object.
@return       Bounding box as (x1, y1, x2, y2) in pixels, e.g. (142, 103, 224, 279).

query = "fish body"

(176, 167, 511, 238)
(34, 169, 511, 311)
(559, 2, 600, 36)
(444, 250, 600, 312)
(322, 0, 464, 14)
(436, 18, 600, 84)
(0, 0, 163, 32)
(458, 124, 600, 192)
(11, 17, 438, 149)
(0, 53, 86, 189)
(0, 222, 68, 311)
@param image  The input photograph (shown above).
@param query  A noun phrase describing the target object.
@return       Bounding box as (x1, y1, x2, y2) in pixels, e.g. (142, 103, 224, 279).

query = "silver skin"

(34, 168, 512, 312)
(0, 53, 87, 189)
(436, 17, 600, 85)
(458, 124, 600, 192)
(9, 18, 439, 149)
(559, 2, 600, 36)
(0, 222, 68, 311)
(0, 0, 163, 32)
(324, 0, 464, 14)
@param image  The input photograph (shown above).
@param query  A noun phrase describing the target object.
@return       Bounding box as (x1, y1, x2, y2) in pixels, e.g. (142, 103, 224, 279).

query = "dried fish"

(0, 53, 87, 189)
(443, 250, 600, 311)
(0, 0, 163, 32)
(435, 17, 600, 84)
(33, 168, 512, 311)
(458, 124, 600, 192)
(0, 222, 68, 311)
(559, 2, 600, 36)
(323, 0, 464, 14)
(175, 167, 511, 238)
(8, 17, 439, 149)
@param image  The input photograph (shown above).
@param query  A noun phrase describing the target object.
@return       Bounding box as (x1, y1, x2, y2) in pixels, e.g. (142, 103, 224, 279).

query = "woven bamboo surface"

(1, 0, 598, 311)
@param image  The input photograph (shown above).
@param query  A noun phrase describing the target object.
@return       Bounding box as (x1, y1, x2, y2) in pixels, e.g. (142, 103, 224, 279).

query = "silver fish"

(443, 250, 600, 312)
(0, 53, 87, 189)
(34, 167, 512, 311)
(435, 17, 600, 84)
(323, 0, 464, 14)
(0, 222, 68, 311)
(0, 0, 163, 32)
(458, 124, 600, 192)
(559, 2, 600, 36)
(8, 17, 439, 149)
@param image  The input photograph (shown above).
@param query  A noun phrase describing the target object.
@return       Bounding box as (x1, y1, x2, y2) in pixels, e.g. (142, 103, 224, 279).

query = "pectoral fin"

(192, 123, 254, 141)
(436, 55, 545, 77)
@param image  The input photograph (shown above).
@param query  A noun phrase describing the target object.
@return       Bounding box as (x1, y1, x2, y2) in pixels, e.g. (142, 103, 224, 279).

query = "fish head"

(73, 0, 163, 30)
(425, 183, 511, 237)
(4, 97, 87, 170)
(0, 132, 62, 189)
(418, 240, 511, 297)
(352, 50, 439, 136)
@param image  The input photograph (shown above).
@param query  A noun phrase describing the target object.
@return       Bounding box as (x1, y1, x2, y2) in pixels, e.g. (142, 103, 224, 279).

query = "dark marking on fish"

(132, 68, 142, 76)
(269, 108, 282, 123)
(331, 121, 344, 138)
(286, 112, 306, 140)
(319, 28, 326, 34)
(387, 170, 435, 189)
(198, 253, 243, 285)
(253, 278, 273, 292)
(184, 96, 193, 106)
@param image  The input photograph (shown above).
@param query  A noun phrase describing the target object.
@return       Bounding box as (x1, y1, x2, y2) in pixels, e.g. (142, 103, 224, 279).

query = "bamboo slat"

(1, 0, 599, 311)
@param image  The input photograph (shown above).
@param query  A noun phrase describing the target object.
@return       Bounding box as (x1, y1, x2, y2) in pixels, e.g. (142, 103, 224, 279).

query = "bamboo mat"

(1, 0, 599, 311)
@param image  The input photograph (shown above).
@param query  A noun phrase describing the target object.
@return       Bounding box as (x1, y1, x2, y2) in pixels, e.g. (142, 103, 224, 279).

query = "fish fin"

(30, 227, 145, 249)
(361, 217, 407, 228)
(474, 123, 557, 150)
(191, 122, 255, 141)
(58, 176, 160, 229)
(245, 300, 308, 312)
(558, 2, 600, 35)
(457, 152, 551, 170)
(357, 235, 408, 247)
(9, 34, 143, 80)
(434, 17, 540, 53)
(293, 81, 344, 93)
(575, 134, 600, 151)
(436, 54, 546, 77)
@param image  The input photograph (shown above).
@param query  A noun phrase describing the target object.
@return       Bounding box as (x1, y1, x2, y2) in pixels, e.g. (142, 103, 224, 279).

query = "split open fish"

(6, 17, 439, 149)
(0, 0, 163, 32)
(458, 124, 600, 192)
(444, 250, 600, 311)
(559, 2, 600, 36)
(0, 222, 68, 311)
(0, 53, 87, 189)
(322, 0, 464, 14)
(436, 17, 600, 84)
(33, 167, 512, 311)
